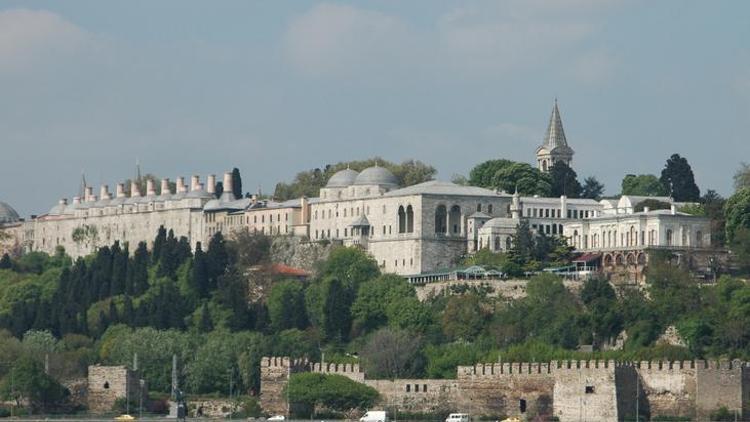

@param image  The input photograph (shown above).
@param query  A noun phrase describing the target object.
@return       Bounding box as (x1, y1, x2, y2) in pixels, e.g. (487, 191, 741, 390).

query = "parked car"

(445, 413, 470, 422)
(359, 410, 388, 422)
(268, 416, 286, 421)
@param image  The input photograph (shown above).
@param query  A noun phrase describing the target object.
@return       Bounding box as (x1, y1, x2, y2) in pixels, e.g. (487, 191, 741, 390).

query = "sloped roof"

(385, 180, 503, 198)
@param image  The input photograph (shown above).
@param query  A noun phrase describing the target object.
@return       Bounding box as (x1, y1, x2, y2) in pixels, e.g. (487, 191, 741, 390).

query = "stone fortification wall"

(270, 236, 335, 275)
(695, 360, 745, 419)
(415, 279, 583, 302)
(87, 365, 145, 413)
(551, 360, 618, 422)
(260, 357, 750, 422)
(309, 361, 365, 382)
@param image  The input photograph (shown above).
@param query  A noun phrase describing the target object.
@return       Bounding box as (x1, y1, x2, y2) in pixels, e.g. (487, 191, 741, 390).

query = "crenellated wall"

(260, 357, 750, 421)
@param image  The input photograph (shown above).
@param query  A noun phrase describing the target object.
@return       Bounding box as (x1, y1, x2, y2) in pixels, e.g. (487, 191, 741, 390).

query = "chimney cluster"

(74, 173, 227, 204)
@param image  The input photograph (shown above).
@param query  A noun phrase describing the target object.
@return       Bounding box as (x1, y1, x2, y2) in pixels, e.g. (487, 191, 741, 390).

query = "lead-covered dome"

(354, 166, 398, 187)
(326, 168, 359, 188)
(0, 201, 20, 224)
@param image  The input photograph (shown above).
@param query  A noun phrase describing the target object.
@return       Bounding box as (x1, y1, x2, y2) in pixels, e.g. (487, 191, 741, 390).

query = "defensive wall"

(87, 365, 147, 413)
(261, 357, 750, 421)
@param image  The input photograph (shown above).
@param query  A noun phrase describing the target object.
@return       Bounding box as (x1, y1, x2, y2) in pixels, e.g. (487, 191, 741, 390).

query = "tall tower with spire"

(536, 99, 574, 172)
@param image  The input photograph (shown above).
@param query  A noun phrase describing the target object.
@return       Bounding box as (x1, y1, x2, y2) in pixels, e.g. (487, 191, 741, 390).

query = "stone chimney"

(207, 175, 216, 194)
(73, 196, 81, 205)
(176, 177, 187, 194)
(191, 175, 200, 191)
(220, 172, 234, 201)
(670, 204, 677, 215)
(85, 186, 94, 202)
(130, 181, 142, 197)
(146, 179, 156, 196)
(59, 198, 68, 206)
(160, 178, 171, 195)
(100, 185, 111, 200)
(643, 206, 650, 213)
(116, 183, 126, 198)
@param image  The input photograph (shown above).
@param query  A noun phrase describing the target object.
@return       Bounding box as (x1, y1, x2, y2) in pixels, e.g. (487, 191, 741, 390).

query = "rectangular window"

(406, 385, 410, 392)
(585, 386, 595, 394)
(423, 384, 427, 392)
(415, 384, 419, 392)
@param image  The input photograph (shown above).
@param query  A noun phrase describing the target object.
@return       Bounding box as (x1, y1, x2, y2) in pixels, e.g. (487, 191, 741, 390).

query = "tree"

(320, 277, 351, 342)
(0, 355, 69, 412)
(634, 199, 672, 212)
(441, 294, 489, 341)
(215, 181, 224, 198)
(724, 188, 750, 244)
(206, 232, 230, 291)
(733, 162, 750, 191)
(267, 280, 307, 332)
(231, 167, 243, 200)
(470, 160, 552, 195)
(320, 247, 380, 291)
(702, 190, 726, 246)
(581, 176, 605, 200)
(359, 328, 423, 379)
(128, 242, 149, 296)
(508, 220, 534, 265)
(621, 174, 668, 196)
(227, 230, 271, 268)
(191, 243, 210, 298)
(660, 154, 700, 201)
(287, 373, 378, 416)
(351, 275, 416, 333)
(0, 253, 11, 269)
(548, 162, 582, 198)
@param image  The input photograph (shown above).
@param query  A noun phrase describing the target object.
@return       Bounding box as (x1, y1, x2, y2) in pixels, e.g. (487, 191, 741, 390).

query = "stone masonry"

(87, 365, 147, 413)
(261, 357, 750, 421)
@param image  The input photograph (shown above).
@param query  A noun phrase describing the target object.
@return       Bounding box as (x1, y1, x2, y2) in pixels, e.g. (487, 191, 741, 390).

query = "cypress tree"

(206, 232, 229, 291)
(152, 226, 167, 265)
(108, 300, 119, 325)
(192, 243, 210, 298)
(123, 295, 134, 326)
(129, 242, 149, 296)
(0, 253, 11, 269)
(232, 167, 243, 200)
(111, 241, 128, 296)
(97, 310, 108, 337)
(198, 302, 213, 332)
(660, 153, 701, 202)
(215, 181, 224, 198)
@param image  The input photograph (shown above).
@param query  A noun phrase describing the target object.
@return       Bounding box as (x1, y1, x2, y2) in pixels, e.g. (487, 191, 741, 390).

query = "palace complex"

(0, 102, 714, 280)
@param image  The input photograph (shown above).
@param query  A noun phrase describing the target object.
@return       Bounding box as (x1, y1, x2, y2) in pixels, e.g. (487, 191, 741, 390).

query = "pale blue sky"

(1, 0, 748, 216)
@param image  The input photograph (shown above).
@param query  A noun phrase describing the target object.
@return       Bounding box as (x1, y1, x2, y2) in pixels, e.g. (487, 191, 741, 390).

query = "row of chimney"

(60, 172, 235, 205)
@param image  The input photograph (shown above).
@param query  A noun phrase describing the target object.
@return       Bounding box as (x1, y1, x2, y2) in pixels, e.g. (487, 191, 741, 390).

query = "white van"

(359, 410, 388, 422)
(445, 413, 470, 422)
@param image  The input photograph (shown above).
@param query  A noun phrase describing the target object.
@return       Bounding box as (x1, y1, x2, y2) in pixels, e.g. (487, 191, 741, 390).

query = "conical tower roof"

(543, 99, 568, 149)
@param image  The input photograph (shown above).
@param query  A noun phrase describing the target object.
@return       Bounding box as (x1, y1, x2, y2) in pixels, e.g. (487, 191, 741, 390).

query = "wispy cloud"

(0, 9, 92, 73)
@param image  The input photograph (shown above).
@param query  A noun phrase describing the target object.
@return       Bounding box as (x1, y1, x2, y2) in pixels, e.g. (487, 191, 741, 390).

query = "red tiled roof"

(573, 253, 601, 263)
(269, 263, 310, 277)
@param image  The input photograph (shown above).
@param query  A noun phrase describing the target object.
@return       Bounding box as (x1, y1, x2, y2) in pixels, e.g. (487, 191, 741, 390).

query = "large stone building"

(0, 101, 716, 279)
(261, 356, 749, 421)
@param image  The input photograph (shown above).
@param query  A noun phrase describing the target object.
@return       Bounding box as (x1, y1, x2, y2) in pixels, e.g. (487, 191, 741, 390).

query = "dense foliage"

(621, 174, 668, 196)
(287, 373, 378, 416)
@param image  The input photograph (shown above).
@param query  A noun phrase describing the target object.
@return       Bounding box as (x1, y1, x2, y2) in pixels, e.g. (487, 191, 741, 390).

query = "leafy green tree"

(360, 328, 424, 379)
(493, 162, 551, 195)
(227, 230, 271, 268)
(268, 280, 307, 332)
(734, 162, 750, 191)
(0, 355, 69, 412)
(702, 190, 726, 246)
(287, 373, 378, 416)
(351, 274, 416, 333)
(724, 188, 750, 244)
(581, 176, 605, 200)
(660, 153, 700, 201)
(441, 294, 489, 341)
(508, 220, 534, 265)
(580, 278, 622, 345)
(320, 247, 380, 291)
(231, 167, 243, 199)
(385, 296, 431, 333)
(621, 174, 668, 196)
(548, 161, 582, 198)
(468, 159, 515, 187)
(634, 199, 671, 212)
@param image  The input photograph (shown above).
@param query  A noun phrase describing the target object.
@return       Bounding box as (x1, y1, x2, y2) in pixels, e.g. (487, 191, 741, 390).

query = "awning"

(573, 253, 602, 263)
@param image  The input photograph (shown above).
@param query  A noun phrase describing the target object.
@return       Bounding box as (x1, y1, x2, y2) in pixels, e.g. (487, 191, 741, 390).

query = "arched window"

(494, 236, 501, 251)
(666, 229, 673, 246)
(435, 205, 447, 234)
(449, 205, 461, 235)
(406, 205, 414, 233)
(630, 226, 636, 246)
(398, 206, 406, 233)
(696, 230, 703, 247)
(477, 204, 482, 212)
(488, 204, 493, 214)
(542, 161, 548, 172)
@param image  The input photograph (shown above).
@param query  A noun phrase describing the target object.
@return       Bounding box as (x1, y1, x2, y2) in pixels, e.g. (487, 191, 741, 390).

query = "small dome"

(0, 201, 20, 224)
(326, 168, 360, 188)
(354, 166, 398, 187)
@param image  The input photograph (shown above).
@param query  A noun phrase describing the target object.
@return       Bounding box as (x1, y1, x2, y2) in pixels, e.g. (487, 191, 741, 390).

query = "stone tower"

(536, 99, 574, 172)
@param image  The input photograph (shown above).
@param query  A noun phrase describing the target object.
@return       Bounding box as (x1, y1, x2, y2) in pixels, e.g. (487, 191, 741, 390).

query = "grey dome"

(354, 166, 398, 187)
(0, 201, 20, 224)
(326, 168, 359, 188)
